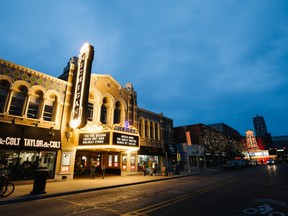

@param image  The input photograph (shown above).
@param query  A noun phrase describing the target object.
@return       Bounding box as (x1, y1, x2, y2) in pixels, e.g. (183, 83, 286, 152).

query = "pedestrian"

(102, 165, 105, 179)
(142, 161, 146, 176)
(148, 159, 153, 176)
(172, 160, 177, 175)
(151, 160, 157, 176)
(90, 162, 96, 179)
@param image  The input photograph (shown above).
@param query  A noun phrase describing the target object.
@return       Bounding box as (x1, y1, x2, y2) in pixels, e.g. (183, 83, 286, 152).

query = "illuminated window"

(114, 155, 118, 167)
(108, 154, 113, 167)
(9, 86, 27, 116)
(87, 102, 93, 121)
(0, 80, 10, 113)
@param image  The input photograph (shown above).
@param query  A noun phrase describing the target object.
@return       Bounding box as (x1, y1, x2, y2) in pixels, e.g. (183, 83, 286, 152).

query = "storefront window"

(108, 154, 113, 167)
(122, 155, 127, 170)
(131, 155, 136, 170)
(137, 155, 158, 172)
(0, 150, 56, 180)
(114, 155, 118, 167)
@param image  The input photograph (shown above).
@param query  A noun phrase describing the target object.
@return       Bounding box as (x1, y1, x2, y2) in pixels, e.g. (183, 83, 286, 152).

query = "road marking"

(253, 199, 287, 207)
(122, 178, 239, 216)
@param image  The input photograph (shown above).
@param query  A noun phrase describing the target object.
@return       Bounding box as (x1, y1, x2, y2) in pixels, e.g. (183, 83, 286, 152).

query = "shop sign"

(79, 132, 110, 145)
(114, 125, 137, 134)
(112, 132, 139, 147)
(70, 43, 94, 129)
(0, 123, 61, 150)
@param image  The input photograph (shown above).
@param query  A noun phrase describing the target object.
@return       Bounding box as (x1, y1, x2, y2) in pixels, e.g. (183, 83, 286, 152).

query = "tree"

(199, 125, 228, 167)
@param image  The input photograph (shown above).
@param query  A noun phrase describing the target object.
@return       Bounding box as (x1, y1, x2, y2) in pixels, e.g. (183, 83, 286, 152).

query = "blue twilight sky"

(1, 0, 288, 136)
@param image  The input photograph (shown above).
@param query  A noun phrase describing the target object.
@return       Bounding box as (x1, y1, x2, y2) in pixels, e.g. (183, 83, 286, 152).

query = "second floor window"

(43, 100, 55, 121)
(100, 98, 108, 124)
(0, 80, 9, 113)
(9, 86, 27, 116)
(87, 102, 93, 121)
(27, 95, 42, 119)
(113, 101, 121, 124)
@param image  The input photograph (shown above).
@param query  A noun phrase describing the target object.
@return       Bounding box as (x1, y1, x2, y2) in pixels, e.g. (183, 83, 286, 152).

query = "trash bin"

(30, 168, 49, 195)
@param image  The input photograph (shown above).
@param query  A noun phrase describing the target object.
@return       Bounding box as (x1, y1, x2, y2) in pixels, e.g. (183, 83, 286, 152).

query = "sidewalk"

(0, 168, 207, 206)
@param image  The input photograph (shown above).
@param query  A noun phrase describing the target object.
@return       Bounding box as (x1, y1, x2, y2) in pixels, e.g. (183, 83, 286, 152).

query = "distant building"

(252, 115, 272, 150)
(253, 115, 268, 137)
(208, 123, 241, 140)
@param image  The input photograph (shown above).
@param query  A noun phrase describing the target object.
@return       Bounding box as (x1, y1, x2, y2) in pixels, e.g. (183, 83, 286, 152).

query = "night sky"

(1, 0, 288, 136)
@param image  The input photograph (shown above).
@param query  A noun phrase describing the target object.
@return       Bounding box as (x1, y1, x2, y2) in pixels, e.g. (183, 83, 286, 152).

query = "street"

(0, 164, 287, 216)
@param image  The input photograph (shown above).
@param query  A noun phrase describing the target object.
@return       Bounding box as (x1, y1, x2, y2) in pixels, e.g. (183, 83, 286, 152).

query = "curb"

(0, 172, 202, 206)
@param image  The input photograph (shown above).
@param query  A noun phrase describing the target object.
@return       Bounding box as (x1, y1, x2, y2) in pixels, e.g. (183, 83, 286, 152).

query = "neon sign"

(70, 43, 94, 129)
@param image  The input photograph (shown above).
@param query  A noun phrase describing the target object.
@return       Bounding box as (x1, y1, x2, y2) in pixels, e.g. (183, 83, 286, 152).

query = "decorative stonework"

(0, 59, 67, 95)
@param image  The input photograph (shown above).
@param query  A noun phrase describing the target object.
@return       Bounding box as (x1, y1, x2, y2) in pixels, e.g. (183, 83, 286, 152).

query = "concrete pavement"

(0, 168, 209, 206)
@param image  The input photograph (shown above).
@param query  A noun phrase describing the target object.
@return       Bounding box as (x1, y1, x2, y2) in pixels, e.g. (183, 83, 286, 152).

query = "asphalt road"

(0, 164, 287, 216)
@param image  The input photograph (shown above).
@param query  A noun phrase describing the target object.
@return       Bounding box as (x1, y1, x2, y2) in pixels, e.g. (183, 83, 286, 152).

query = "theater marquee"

(77, 124, 139, 151)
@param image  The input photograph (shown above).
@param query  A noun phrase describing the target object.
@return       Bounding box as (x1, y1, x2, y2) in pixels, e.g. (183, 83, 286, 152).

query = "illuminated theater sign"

(78, 124, 139, 150)
(79, 132, 110, 145)
(70, 43, 94, 129)
(112, 132, 139, 147)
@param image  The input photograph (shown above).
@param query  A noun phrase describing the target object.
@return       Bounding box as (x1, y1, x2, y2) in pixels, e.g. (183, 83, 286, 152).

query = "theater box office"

(75, 124, 140, 176)
(0, 123, 61, 180)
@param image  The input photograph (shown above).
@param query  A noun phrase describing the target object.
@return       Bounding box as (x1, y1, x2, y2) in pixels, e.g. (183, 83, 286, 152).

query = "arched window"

(43, 94, 57, 122)
(113, 101, 121, 124)
(150, 121, 154, 139)
(155, 122, 160, 140)
(27, 90, 43, 119)
(138, 118, 145, 137)
(0, 80, 10, 113)
(87, 102, 94, 121)
(100, 97, 108, 124)
(9, 85, 28, 116)
(145, 120, 149, 138)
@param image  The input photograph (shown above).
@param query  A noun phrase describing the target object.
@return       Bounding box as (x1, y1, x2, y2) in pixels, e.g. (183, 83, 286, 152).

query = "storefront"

(0, 123, 61, 180)
(137, 146, 164, 174)
(74, 124, 140, 176)
(164, 143, 177, 172)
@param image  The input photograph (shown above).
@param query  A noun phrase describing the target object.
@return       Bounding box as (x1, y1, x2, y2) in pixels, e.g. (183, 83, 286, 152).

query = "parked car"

(267, 159, 275, 165)
(248, 160, 258, 166)
(224, 160, 240, 170)
(239, 159, 250, 168)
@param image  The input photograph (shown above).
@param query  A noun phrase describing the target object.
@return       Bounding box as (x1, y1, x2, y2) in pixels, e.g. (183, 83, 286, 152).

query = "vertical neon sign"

(70, 43, 94, 129)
